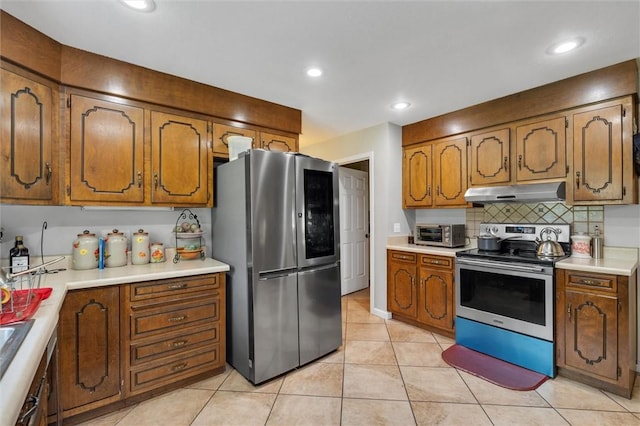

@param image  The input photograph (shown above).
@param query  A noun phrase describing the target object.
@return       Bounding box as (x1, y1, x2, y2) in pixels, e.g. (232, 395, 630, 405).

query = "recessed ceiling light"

(120, 0, 156, 12)
(547, 37, 585, 55)
(306, 68, 323, 77)
(391, 102, 411, 110)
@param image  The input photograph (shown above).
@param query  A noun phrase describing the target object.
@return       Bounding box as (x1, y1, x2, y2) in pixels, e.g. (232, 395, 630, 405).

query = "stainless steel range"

(455, 223, 571, 377)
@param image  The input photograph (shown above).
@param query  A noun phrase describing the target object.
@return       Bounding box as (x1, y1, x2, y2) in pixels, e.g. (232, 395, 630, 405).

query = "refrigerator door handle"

(298, 262, 340, 275)
(258, 268, 298, 280)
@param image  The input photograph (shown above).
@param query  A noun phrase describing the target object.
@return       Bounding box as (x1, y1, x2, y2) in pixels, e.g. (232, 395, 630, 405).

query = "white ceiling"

(2, 1, 639, 147)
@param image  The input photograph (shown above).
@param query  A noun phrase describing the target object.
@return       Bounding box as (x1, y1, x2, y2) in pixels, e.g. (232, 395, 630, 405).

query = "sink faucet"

(0, 256, 65, 286)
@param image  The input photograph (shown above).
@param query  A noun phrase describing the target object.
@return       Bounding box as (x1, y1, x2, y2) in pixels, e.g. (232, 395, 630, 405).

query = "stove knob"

(491, 226, 499, 234)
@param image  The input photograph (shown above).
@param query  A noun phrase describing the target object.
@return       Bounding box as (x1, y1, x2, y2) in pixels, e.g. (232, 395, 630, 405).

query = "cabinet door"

(151, 111, 210, 205)
(0, 69, 54, 201)
(417, 267, 454, 332)
(69, 95, 144, 203)
(403, 144, 432, 208)
(433, 137, 467, 206)
(213, 123, 256, 157)
(387, 252, 417, 318)
(259, 131, 297, 152)
(573, 104, 623, 202)
(564, 290, 618, 381)
(516, 116, 567, 181)
(469, 128, 510, 186)
(58, 286, 121, 415)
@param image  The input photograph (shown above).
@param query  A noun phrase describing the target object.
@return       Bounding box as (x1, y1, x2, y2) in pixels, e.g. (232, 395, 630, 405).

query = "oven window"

(459, 268, 546, 326)
(418, 227, 442, 242)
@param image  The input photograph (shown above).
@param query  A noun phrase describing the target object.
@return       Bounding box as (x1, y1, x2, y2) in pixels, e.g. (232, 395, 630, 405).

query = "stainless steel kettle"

(536, 227, 565, 257)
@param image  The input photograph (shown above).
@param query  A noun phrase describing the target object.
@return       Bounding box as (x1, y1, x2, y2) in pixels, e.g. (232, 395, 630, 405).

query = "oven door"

(455, 257, 554, 341)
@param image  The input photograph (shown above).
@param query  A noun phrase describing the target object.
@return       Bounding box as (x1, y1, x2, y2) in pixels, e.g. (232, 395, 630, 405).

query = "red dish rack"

(1, 271, 52, 325)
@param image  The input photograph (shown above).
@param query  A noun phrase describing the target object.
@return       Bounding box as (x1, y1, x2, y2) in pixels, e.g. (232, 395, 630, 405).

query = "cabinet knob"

(518, 155, 522, 170)
(504, 156, 508, 171)
(137, 171, 142, 188)
(575, 171, 581, 189)
(154, 172, 159, 190)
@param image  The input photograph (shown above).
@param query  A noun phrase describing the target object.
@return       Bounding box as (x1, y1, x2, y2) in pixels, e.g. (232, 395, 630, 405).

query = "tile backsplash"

(465, 203, 604, 237)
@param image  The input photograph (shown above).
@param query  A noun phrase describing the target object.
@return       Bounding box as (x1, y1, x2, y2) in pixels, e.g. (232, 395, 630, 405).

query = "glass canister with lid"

(72, 230, 99, 270)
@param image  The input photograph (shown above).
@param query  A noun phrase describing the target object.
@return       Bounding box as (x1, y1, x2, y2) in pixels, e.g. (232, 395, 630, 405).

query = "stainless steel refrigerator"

(211, 149, 342, 384)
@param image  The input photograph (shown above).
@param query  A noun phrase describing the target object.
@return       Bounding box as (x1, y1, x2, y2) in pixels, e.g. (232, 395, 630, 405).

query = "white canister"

(105, 229, 128, 267)
(131, 229, 150, 265)
(571, 233, 592, 258)
(72, 230, 99, 270)
(150, 242, 165, 263)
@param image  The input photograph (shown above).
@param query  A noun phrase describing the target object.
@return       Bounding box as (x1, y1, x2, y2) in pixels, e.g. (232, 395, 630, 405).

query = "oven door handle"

(456, 258, 546, 273)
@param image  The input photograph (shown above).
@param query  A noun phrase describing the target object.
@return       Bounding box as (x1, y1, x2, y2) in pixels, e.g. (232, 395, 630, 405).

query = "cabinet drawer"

(389, 251, 417, 263)
(129, 274, 220, 302)
(420, 254, 453, 270)
(130, 297, 219, 338)
(129, 345, 220, 394)
(566, 272, 617, 293)
(130, 324, 219, 365)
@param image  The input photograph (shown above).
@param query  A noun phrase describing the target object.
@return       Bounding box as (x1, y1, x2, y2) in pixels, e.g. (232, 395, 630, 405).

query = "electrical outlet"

(393, 223, 400, 233)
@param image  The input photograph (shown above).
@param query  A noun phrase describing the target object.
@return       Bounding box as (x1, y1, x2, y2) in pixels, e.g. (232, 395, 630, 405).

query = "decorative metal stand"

(173, 208, 205, 263)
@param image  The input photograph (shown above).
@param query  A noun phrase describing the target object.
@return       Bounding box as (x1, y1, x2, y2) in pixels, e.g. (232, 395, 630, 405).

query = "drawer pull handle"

(168, 315, 187, 322)
(170, 340, 187, 348)
(167, 283, 187, 290)
(578, 279, 598, 285)
(171, 362, 188, 371)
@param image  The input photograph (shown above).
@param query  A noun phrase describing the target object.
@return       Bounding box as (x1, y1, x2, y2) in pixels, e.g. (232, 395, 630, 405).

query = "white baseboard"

(372, 307, 392, 320)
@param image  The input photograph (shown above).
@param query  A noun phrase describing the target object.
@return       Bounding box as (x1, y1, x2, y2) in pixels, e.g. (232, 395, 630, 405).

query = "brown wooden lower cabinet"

(387, 250, 455, 337)
(555, 268, 637, 398)
(57, 273, 225, 422)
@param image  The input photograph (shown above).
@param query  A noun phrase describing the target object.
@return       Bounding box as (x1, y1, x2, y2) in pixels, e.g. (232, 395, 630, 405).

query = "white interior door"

(339, 167, 369, 295)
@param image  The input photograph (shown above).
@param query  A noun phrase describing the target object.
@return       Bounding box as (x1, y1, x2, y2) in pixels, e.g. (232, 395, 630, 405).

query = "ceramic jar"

(150, 242, 165, 263)
(72, 230, 99, 270)
(131, 229, 150, 265)
(105, 229, 128, 267)
(571, 233, 592, 258)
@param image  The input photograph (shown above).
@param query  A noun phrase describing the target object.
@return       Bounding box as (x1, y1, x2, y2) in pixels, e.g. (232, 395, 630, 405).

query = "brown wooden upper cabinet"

(515, 115, 567, 182)
(403, 144, 432, 208)
(212, 123, 257, 158)
(259, 131, 298, 152)
(403, 137, 467, 208)
(150, 111, 210, 205)
(572, 99, 630, 204)
(1, 67, 57, 204)
(69, 94, 145, 203)
(468, 128, 511, 186)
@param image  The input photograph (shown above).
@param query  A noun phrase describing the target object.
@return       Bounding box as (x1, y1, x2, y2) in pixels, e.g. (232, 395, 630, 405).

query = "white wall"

(301, 122, 406, 316)
(0, 205, 211, 259)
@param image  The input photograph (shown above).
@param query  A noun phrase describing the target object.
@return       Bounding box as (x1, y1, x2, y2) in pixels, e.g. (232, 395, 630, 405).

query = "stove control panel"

(479, 223, 571, 243)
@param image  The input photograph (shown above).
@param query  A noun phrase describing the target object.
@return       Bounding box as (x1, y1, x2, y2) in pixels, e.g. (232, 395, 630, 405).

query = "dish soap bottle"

(10, 235, 29, 273)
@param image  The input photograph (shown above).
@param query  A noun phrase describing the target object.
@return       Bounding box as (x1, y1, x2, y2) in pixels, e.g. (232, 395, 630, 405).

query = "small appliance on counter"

(414, 223, 465, 247)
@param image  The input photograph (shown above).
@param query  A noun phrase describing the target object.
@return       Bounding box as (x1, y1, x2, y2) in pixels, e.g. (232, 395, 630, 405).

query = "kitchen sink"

(0, 319, 34, 379)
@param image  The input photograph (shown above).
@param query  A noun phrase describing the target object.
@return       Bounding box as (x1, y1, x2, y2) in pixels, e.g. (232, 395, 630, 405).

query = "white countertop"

(555, 247, 638, 276)
(1, 256, 230, 426)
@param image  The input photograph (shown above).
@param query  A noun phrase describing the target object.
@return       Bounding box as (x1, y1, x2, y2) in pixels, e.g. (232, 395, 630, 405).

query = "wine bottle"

(9, 235, 29, 273)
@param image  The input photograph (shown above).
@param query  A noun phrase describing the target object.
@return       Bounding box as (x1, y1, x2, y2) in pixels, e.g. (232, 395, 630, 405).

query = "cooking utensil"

(477, 235, 520, 251)
(536, 227, 565, 257)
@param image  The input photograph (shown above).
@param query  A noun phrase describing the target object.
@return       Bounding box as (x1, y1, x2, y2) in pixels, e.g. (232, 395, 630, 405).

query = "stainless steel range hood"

(464, 181, 566, 204)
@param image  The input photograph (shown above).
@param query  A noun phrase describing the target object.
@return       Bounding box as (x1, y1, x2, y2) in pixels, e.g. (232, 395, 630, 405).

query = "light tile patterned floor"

(81, 288, 640, 425)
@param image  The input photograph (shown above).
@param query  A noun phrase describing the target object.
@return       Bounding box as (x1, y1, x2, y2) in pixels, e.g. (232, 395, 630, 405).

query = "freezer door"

(252, 270, 299, 384)
(295, 156, 340, 268)
(298, 263, 342, 365)
(250, 150, 297, 273)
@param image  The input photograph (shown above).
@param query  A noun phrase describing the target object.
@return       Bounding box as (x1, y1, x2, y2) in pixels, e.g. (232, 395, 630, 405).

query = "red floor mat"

(442, 344, 548, 391)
